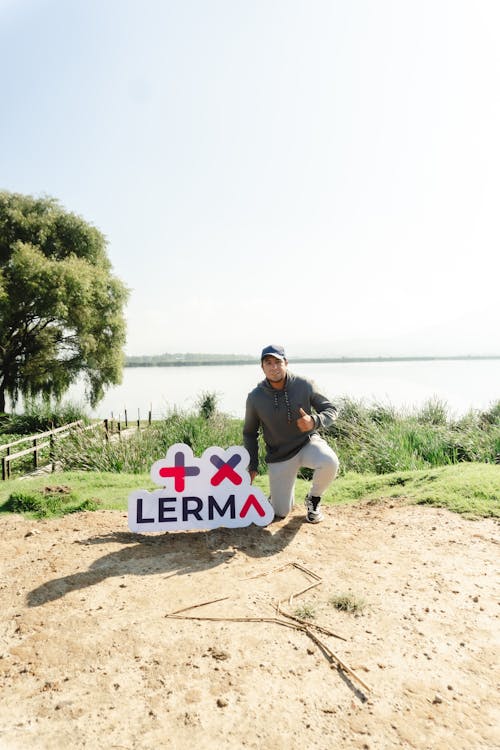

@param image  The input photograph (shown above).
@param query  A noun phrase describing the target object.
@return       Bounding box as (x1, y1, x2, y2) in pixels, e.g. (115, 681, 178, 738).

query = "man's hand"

(249, 470, 258, 484)
(297, 407, 315, 433)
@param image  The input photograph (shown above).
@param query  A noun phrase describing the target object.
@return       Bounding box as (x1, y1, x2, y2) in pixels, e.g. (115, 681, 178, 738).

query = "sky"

(1, 0, 499, 359)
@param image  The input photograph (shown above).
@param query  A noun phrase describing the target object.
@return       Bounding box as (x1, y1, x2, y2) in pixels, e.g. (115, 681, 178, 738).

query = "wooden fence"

(0, 411, 153, 480)
(0, 420, 91, 480)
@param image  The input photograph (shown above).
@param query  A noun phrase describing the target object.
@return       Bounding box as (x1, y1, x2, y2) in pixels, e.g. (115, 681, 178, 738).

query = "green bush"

(196, 391, 219, 420)
(4, 485, 99, 517)
(2, 398, 89, 434)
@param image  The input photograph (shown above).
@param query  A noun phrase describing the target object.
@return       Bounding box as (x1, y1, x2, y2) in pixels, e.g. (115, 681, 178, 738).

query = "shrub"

(329, 593, 366, 614)
(416, 398, 450, 426)
(3, 485, 98, 517)
(196, 391, 219, 420)
(3, 398, 89, 434)
(54, 410, 244, 473)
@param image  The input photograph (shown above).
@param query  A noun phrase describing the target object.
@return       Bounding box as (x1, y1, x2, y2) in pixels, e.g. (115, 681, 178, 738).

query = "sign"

(128, 443, 274, 532)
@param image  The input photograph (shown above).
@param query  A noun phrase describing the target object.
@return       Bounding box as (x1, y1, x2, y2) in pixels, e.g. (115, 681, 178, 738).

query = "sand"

(0, 498, 499, 749)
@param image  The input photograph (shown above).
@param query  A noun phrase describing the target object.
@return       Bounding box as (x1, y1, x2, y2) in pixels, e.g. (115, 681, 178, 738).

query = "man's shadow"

(27, 514, 304, 608)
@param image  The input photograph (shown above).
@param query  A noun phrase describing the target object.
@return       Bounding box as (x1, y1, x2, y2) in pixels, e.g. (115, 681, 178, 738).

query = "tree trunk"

(0, 387, 5, 414)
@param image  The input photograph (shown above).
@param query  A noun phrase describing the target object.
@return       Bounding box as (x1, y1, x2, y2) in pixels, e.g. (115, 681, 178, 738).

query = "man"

(243, 344, 339, 523)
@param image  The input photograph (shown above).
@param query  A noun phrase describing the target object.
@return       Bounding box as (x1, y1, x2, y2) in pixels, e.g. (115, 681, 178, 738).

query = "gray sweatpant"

(267, 435, 339, 518)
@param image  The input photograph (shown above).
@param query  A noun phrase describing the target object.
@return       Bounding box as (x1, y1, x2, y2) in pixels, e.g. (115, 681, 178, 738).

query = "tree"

(0, 191, 128, 413)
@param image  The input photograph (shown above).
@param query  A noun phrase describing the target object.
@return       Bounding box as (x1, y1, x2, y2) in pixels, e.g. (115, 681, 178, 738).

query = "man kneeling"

(243, 344, 339, 523)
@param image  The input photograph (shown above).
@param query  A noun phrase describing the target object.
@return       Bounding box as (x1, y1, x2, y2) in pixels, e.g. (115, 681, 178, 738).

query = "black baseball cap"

(261, 344, 287, 361)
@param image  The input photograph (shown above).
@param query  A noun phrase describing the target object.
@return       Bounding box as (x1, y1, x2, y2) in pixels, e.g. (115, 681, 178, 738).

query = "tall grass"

(54, 409, 244, 473)
(53, 395, 500, 476)
(326, 397, 500, 474)
(1, 398, 89, 434)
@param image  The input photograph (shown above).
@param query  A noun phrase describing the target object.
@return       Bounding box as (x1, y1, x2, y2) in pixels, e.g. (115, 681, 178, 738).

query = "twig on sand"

(168, 596, 230, 615)
(164, 561, 372, 695)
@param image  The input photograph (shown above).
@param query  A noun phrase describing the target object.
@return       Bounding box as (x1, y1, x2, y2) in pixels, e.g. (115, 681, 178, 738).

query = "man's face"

(261, 355, 287, 383)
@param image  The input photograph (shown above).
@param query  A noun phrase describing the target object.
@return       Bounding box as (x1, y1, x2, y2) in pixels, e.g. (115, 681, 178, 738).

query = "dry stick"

(164, 611, 370, 693)
(244, 561, 321, 583)
(165, 561, 370, 694)
(276, 602, 347, 642)
(287, 580, 322, 605)
(291, 562, 322, 581)
(168, 596, 231, 615)
(304, 627, 372, 694)
(166, 613, 301, 631)
(243, 562, 297, 580)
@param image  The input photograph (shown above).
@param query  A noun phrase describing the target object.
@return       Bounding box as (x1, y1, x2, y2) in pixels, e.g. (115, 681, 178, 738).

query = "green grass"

(319, 462, 500, 518)
(0, 471, 156, 518)
(0, 462, 497, 520)
(329, 593, 367, 614)
(293, 603, 316, 620)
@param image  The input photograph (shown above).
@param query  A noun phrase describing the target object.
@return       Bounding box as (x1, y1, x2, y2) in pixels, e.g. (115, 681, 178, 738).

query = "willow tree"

(0, 191, 128, 413)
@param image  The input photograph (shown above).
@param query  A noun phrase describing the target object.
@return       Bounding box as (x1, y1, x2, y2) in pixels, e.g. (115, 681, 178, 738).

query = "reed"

(51, 395, 499, 476)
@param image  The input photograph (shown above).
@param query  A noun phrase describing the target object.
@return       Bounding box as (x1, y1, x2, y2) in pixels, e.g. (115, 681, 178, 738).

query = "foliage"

(329, 593, 367, 614)
(4, 486, 99, 518)
(50, 396, 500, 478)
(326, 397, 500, 474)
(53, 410, 243, 473)
(0, 398, 89, 434)
(196, 391, 219, 420)
(293, 603, 316, 620)
(0, 463, 497, 519)
(0, 471, 154, 515)
(320, 463, 500, 518)
(0, 191, 128, 412)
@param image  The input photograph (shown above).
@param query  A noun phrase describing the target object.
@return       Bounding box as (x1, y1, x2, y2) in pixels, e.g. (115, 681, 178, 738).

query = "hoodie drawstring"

(273, 388, 292, 423)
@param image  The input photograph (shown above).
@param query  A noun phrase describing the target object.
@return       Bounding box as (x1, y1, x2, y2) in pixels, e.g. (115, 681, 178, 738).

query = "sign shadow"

(27, 514, 304, 608)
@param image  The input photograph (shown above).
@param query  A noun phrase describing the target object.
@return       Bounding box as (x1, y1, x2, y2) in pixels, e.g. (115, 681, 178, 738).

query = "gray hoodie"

(243, 371, 337, 471)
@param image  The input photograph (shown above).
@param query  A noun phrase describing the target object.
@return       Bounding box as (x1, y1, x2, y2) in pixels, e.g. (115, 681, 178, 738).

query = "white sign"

(128, 443, 274, 532)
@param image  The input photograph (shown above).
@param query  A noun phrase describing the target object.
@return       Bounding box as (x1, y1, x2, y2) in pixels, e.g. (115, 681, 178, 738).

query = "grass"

(0, 398, 90, 434)
(51, 411, 244, 473)
(329, 593, 367, 614)
(0, 462, 497, 520)
(5, 487, 100, 518)
(320, 463, 500, 518)
(3, 395, 496, 480)
(325, 397, 500, 474)
(0, 471, 156, 518)
(293, 603, 316, 620)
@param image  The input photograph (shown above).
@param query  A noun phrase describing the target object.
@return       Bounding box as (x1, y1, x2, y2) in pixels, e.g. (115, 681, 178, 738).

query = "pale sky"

(1, 0, 499, 358)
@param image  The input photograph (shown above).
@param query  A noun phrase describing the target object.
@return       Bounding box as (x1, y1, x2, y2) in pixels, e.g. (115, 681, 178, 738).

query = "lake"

(65, 359, 500, 420)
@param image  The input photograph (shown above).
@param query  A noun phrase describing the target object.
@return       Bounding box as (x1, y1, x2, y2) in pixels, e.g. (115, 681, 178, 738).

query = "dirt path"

(0, 499, 498, 749)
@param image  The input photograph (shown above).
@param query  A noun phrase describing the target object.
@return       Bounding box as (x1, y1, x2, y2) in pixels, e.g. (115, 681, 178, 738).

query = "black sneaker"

(305, 495, 324, 523)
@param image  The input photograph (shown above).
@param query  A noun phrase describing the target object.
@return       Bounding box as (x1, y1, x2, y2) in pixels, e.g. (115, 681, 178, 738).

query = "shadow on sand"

(27, 515, 304, 608)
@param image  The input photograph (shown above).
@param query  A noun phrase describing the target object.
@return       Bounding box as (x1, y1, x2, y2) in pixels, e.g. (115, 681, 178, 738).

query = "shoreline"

(125, 354, 500, 368)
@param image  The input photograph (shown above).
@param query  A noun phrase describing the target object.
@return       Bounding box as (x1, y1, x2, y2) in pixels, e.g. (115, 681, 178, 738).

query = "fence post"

(148, 403, 152, 425)
(2, 455, 6, 481)
(137, 408, 140, 431)
(118, 416, 121, 438)
(124, 408, 128, 428)
(33, 437, 38, 469)
(50, 434, 55, 472)
(104, 418, 109, 442)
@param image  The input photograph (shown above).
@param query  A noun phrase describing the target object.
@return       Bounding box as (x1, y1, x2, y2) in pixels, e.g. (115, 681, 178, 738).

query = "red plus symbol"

(159, 451, 200, 492)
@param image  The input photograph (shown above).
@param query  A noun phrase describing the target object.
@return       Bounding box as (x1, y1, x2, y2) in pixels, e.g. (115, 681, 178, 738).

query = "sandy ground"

(0, 498, 499, 750)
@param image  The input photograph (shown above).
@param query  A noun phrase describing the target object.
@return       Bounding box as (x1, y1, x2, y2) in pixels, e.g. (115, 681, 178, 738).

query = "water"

(63, 359, 500, 420)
